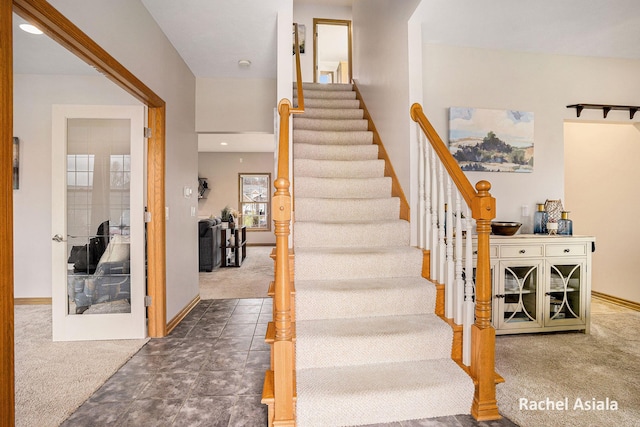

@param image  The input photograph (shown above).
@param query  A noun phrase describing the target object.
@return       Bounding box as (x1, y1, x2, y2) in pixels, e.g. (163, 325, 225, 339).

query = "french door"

(51, 105, 146, 341)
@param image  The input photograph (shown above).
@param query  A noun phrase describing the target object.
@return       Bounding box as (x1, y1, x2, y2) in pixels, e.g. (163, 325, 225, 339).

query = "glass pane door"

(52, 105, 145, 341)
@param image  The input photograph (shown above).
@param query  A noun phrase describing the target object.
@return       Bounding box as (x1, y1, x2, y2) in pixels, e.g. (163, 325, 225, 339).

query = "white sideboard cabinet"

(485, 235, 595, 335)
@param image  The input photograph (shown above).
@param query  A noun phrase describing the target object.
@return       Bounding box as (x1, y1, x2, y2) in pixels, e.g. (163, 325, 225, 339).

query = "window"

(239, 173, 270, 231)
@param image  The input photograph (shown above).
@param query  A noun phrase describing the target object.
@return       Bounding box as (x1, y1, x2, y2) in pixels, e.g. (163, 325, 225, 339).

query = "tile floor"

(61, 298, 518, 427)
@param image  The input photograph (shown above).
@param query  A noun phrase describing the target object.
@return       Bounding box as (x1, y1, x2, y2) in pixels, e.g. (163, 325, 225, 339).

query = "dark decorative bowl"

(491, 221, 522, 236)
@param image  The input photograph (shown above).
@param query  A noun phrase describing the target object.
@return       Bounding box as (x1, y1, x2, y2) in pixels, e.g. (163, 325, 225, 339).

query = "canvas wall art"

(449, 107, 534, 172)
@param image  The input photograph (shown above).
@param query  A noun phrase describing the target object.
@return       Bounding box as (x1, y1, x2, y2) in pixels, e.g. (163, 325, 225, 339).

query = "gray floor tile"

(117, 398, 184, 426)
(192, 370, 243, 396)
(172, 396, 236, 427)
(204, 351, 248, 371)
(60, 401, 131, 426)
(87, 371, 153, 403)
(245, 350, 270, 371)
(138, 372, 199, 399)
(228, 395, 268, 427)
(221, 322, 257, 337)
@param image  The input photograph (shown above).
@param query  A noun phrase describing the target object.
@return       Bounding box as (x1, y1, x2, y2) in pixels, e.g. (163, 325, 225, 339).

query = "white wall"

(196, 78, 276, 132)
(351, 0, 421, 208)
(49, 0, 198, 321)
(565, 122, 640, 303)
(422, 43, 640, 224)
(198, 152, 276, 245)
(293, 3, 352, 82)
(13, 75, 140, 298)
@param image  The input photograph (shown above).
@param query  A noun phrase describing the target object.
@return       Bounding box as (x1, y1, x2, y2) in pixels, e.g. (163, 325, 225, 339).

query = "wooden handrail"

(410, 104, 475, 207)
(410, 103, 500, 421)
(292, 23, 304, 114)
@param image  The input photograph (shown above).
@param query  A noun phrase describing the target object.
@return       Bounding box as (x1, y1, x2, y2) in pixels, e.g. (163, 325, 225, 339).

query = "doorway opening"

(313, 18, 352, 84)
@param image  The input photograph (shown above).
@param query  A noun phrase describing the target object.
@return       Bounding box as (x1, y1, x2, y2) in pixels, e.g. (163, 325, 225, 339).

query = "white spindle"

(417, 128, 425, 249)
(424, 137, 431, 252)
(445, 176, 454, 319)
(454, 190, 464, 325)
(437, 163, 446, 286)
(430, 150, 438, 280)
(463, 205, 474, 366)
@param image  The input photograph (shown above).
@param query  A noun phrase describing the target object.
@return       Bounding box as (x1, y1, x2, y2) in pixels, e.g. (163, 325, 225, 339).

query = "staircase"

(291, 82, 474, 426)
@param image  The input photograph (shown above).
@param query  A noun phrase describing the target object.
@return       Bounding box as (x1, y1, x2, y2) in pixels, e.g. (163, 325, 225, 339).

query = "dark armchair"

(199, 218, 223, 271)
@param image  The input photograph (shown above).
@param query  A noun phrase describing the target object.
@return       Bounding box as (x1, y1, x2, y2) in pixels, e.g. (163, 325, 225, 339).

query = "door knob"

(52, 234, 65, 242)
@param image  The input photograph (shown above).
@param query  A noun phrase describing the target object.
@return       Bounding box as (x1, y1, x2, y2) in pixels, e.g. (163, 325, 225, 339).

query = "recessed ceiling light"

(220, 142, 228, 146)
(238, 59, 251, 68)
(19, 24, 43, 35)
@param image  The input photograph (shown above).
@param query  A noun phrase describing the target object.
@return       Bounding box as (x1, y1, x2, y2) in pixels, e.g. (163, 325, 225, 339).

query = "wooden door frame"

(313, 18, 352, 84)
(2, 1, 167, 424)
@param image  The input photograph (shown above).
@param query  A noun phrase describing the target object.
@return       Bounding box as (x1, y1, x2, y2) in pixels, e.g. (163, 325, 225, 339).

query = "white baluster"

(454, 190, 464, 325)
(424, 137, 431, 252)
(445, 176, 454, 319)
(430, 150, 438, 280)
(437, 162, 446, 287)
(462, 205, 474, 366)
(417, 127, 425, 249)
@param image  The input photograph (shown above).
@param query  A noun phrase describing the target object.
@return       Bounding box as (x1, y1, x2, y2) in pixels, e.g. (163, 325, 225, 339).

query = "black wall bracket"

(567, 104, 640, 119)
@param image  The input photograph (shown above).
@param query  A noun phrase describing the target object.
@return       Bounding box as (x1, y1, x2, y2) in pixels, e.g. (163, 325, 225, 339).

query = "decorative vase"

(558, 211, 573, 236)
(533, 203, 548, 234)
(544, 199, 563, 223)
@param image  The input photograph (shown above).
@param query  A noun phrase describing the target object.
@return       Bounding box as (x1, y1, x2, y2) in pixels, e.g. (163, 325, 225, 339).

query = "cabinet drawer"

(545, 244, 586, 257)
(469, 245, 499, 259)
(500, 245, 543, 258)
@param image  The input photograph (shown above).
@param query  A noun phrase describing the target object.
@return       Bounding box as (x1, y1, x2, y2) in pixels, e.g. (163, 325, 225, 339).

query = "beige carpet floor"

(496, 297, 640, 426)
(198, 245, 274, 299)
(14, 305, 148, 427)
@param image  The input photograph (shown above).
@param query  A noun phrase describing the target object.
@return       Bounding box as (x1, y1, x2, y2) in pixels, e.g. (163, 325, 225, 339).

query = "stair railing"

(411, 104, 501, 421)
(268, 22, 304, 427)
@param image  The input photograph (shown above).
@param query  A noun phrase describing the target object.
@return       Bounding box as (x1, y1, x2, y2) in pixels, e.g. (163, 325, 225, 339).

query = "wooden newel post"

(272, 98, 296, 426)
(470, 180, 500, 421)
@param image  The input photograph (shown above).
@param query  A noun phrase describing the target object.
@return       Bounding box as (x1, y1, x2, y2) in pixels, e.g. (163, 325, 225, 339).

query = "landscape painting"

(449, 107, 534, 172)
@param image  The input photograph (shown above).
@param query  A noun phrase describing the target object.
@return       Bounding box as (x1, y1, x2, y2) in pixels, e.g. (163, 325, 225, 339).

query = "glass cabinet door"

(496, 261, 543, 330)
(545, 261, 584, 325)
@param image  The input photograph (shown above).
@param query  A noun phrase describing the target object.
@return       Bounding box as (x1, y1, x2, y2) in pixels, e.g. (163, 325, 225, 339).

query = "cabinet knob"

(495, 294, 505, 299)
(564, 248, 570, 253)
(519, 249, 526, 254)
(473, 250, 478, 255)
(545, 292, 552, 296)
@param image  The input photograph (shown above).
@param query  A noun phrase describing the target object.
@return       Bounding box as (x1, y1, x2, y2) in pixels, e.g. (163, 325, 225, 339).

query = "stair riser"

(295, 177, 392, 199)
(294, 143, 379, 161)
(296, 326, 453, 369)
(293, 130, 373, 145)
(300, 108, 364, 120)
(302, 98, 361, 109)
(295, 250, 423, 281)
(295, 82, 353, 91)
(294, 118, 369, 132)
(294, 221, 409, 248)
(294, 89, 356, 99)
(295, 198, 400, 222)
(294, 159, 385, 179)
(295, 280, 436, 320)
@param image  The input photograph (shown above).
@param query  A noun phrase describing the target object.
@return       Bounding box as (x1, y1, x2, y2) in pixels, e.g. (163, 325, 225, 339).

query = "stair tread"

(297, 313, 448, 338)
(296, 359, 474, 426)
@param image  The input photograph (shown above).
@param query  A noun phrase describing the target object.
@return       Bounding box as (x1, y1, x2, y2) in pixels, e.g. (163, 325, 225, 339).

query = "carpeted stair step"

(300, 107, 364, 120)
(295, 176, 391, 199)
(293, 129, 373, 145)
(294, 159, 385, 179)
(294, 220, 409, 248)
(296, 82, 353, 91)
(295, 197, 401, 222)
(294, 143, 379, 161)
(296, 314, 453, 369)
(296, 359, 475, 427)
(301, 98, 361, 109)
(294, 89, 356, 100)
(294, 246, 423, 281)
(295, 277, 436, 320)
(294, 118, 368, 132)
